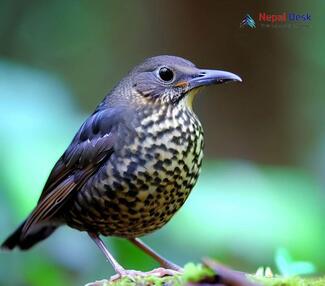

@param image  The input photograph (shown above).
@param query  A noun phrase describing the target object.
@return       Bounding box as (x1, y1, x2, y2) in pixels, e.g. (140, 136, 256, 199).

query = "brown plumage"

(2, 55, 241, 278)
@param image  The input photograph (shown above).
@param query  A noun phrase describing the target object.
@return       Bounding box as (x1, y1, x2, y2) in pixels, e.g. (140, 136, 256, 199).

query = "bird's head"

(110, 55, 242, 110)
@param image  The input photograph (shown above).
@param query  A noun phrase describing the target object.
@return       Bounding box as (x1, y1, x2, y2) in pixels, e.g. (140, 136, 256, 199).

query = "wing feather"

(22, 108, 120, 237)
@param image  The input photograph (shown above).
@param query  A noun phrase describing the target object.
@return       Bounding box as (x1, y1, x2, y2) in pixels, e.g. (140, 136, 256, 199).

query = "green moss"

(85, 263, 212, 286)
(85, 275, 183, 286)
(182, 263, 215, 283)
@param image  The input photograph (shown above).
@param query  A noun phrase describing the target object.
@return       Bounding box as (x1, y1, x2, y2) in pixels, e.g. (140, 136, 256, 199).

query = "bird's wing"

(22, 108, 121, 237)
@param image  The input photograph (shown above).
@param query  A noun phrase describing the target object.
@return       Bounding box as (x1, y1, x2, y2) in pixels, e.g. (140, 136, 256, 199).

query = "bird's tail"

(1, 219, 57, 250)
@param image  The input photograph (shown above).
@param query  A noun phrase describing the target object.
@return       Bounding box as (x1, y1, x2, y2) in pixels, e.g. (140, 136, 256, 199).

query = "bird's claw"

(144, 267, 183, 276)
(110, 267, 182, 281)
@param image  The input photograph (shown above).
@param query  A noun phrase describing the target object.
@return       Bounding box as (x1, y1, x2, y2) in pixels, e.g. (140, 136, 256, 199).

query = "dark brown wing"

(22, 107, 121, 237)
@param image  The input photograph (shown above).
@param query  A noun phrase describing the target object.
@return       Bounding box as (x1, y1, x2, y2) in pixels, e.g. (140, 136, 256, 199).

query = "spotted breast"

(66, 101, 204, 238)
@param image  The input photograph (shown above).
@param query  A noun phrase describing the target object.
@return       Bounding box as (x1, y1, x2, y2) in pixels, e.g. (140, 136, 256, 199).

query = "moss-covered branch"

(85, 260, 325, 286)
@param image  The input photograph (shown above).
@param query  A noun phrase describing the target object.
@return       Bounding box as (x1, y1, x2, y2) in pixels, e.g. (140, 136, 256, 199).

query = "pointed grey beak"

(189, 69, 242, 89)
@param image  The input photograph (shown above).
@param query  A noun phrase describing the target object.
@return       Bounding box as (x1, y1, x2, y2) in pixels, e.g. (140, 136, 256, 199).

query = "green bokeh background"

(0, 1, 324, 285)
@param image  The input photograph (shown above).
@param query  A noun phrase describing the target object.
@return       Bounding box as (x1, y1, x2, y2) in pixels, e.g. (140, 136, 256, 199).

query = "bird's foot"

(143, 267, 182, 277)
(111, 267, 182, 281)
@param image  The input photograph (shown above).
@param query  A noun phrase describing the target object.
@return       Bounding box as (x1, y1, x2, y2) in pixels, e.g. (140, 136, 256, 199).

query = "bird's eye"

(158, 67, 174, 82)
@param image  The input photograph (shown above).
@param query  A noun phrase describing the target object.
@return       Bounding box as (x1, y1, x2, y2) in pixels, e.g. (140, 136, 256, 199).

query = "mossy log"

(85, 260, 325, 286)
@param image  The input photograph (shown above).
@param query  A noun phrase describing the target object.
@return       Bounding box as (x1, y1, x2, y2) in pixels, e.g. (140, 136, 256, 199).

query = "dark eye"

(158, 67, 174, 82)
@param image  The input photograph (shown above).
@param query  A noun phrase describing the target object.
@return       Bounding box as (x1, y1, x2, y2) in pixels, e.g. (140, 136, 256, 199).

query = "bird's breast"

(113, 105, 204, 191)
(67, 105, 204, 237)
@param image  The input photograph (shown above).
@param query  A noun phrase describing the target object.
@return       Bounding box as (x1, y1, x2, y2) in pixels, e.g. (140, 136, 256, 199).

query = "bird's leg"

(89, 233, 181, 280)
(88, 233, 126, 275)
(129, 237, 183, 275)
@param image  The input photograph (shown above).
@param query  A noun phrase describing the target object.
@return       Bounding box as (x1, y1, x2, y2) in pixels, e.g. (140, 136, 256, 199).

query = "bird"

(1, 55, 241, 278)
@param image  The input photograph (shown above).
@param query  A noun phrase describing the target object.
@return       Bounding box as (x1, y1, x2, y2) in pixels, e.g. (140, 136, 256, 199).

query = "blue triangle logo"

(240, 14, 256, 28)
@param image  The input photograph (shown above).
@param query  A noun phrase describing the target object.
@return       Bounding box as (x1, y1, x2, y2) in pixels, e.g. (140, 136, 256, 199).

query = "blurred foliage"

(275, 248, 316, 276)
(0, 1, 325, 286)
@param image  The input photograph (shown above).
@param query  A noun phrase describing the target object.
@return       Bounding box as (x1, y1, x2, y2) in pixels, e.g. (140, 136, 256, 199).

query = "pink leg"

(129, 238, 182, 271)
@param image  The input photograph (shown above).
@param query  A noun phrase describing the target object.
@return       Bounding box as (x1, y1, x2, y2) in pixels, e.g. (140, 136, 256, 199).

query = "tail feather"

(1, 220, 57, 250)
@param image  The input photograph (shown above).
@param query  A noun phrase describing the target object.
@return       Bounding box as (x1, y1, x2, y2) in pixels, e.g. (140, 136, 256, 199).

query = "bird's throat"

(183, 87, 202, 110)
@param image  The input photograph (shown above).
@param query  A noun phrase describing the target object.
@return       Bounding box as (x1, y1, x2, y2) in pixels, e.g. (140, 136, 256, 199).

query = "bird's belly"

(66, 110, 204, 237)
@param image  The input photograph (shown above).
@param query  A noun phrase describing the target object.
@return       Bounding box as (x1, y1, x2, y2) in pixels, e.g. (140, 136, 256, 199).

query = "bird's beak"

(188, 69, 242, 90)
